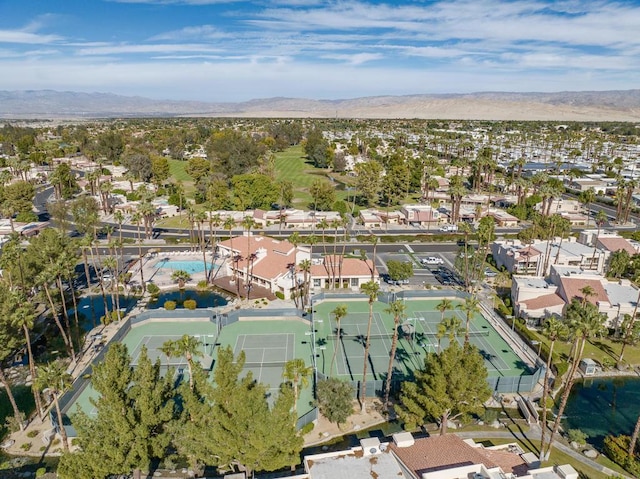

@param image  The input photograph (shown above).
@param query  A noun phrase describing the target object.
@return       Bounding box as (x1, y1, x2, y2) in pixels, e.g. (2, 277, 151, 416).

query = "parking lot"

(376, 249, 463, 289)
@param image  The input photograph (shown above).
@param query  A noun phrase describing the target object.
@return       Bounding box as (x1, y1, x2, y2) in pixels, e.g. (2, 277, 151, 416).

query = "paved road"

(455, 427, 632, 479)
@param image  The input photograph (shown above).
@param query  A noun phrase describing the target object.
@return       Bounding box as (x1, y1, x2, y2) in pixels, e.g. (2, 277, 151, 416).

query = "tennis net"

(328, 333, 391, 340)
(238, 361, 290, 368)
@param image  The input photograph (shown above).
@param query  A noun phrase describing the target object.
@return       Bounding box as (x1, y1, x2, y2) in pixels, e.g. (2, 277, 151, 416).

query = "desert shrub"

(36, 467, 46, 477)
(183, 299, 197, 310)
(27, 430, 39, 438)
(300, 422, 314, 435)
(275, 291, 285, 300)
(567, 428, 588, 444)
(196, 280, 208, 291)
(20, 442, 32, 451)
(164, 300, 177, 310)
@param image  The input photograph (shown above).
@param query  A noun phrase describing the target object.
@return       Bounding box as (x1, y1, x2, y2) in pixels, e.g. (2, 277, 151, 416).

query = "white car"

(439, 224, 459, 232)
(421, 256, 444, 265)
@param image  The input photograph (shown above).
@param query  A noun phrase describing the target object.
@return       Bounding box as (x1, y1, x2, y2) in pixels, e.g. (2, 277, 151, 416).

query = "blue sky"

(0, 0, 638, 102)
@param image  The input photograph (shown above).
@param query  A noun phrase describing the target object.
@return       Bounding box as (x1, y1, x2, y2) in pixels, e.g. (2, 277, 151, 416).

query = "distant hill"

(1, 89, 640, 121)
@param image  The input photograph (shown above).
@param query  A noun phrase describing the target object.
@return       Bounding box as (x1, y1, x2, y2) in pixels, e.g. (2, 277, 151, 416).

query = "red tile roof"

(519, 293, 565, 311)
(559, 277, 608, 305)
(311, 256, 376, 279)
(598, 237, 638, 255)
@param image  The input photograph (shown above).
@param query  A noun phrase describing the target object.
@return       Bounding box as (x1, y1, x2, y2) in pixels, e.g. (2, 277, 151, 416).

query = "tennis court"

(68, 319, 219, 417)
(313, 297, 528, 383)
(233, 333, 296, 398)
(214, 316, 315, 416)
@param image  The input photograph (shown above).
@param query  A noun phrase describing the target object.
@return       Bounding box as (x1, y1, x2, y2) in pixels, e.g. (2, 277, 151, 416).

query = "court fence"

(58, 309, 219, 425)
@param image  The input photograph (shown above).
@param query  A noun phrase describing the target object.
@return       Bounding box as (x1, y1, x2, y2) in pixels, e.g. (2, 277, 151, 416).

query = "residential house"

(400, 204, 442, 227)
(485, 209, 520, 227)
(492, 237, 606, 276)
(513, 265, 638, 327)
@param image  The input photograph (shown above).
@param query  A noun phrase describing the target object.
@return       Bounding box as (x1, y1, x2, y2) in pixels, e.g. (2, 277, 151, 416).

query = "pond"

(72, 295, 138, 330)
(147, 288, 228, 309)
(562, 377, 640, 449)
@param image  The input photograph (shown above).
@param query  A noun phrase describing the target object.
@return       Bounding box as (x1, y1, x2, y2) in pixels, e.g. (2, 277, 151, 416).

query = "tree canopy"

(395, 341, 491, 434)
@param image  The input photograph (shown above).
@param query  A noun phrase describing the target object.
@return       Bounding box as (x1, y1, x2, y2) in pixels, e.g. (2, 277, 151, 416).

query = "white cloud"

(75, 43, 223, 55)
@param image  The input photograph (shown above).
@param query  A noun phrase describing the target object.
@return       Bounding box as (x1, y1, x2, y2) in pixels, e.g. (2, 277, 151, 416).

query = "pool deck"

(135, 251, 223, 290)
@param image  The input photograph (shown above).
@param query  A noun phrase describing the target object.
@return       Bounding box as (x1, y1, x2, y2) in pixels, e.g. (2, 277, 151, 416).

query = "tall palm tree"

(457, 295, 481, 345)
(542, 299, 606, 460)
(102, 256, 120, 320)
(383, 300, 406, 406)
(113, 210, 125, 269)
(436, 298, 453, 323)
(160, 335, 202, 391)
(208, 213, 222, 283)
(223, 216, 237, 282)
(436, 315, 463, 352)
(629, 414, 640, 457)
(538, 316, 568, 461)
(359, 280, 380, 413)
(589, 210, 607, 269)
(579, 188, 596, 227)
(283, 358, 313, 411)
(131, 211, 145, 288)
(242, 216, 256, 299)
(35, 361, 72, 451)
(299, 259, 311, 310)
(329, 304, 348, 375)
(196, 211, 209, 282)
(10, 292, 43, 421)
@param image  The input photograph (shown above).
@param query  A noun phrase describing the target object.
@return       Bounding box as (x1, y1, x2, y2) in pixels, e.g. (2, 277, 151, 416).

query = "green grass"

(168, 159, 193, 183)
(274, 146, 349, 208)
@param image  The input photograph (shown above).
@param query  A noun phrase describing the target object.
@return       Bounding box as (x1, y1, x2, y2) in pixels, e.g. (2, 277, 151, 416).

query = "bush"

(300, 422, 315, 435)
(183, 299, 197, 310)
(20, 442, 32, 451)
(35, 467, 46, 478)
(147, 283, 160, 295)
(275, 291, 285, 300)
(27, 429, 39, 438)
(196, 280, 208, 291)
(603, 435, 640, 476)
(567, 428, 588, 444)
(164, 300, 177, 310)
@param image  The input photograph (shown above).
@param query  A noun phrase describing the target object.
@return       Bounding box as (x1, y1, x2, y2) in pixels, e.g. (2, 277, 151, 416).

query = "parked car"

(439, 224, 459, 232)
(484, 268, 498, 278)
(421, 256, 444, 265)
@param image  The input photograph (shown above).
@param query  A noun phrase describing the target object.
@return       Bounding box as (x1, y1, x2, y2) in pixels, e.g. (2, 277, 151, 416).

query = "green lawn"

(168, 159, 193, 183)
(274, 146, 349, 208)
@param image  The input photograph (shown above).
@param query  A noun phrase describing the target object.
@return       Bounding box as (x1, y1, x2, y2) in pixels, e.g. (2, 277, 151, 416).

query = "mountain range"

(1, 89, 639, 121)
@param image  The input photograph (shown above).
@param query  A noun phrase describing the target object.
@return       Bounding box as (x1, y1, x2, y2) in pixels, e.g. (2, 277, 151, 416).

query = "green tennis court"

(313, 298, 528, 382)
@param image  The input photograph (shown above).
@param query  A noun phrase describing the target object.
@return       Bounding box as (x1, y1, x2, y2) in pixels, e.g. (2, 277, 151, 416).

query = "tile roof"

(519, 293, 565, 311)
(311, 256, 376, 279)
(598, 237, 638, 255)
(559, 277, 608, 305)
(390, 435, 525, 477)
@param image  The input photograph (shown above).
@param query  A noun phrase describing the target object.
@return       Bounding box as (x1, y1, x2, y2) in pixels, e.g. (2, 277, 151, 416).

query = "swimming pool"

(155, 259, 214, 274)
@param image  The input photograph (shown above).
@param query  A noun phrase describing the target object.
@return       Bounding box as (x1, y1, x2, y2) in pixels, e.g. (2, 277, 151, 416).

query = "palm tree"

(35, 361, 72, 451)
(131, 211, 145, 288)
(359, 280, 380, 413)
(579, 188, 596, 227)
(113, 210, 125, 268)
(283, 358, 313, 411)
(538, 317, 568, 461)
(436, 298, 453, 323)
(436, 315, 463, 352)
(457, 295, 481, 345)
(160, 335, 202, 391)
(223, 216, 237, 282)
(299, 259, 311, 310)
(171, 269, 191, 289)
(579, 285, 596, 306)
(196, 211, 209, 282)
(383, 300, 406, 406)
(589, 210, 608, 269)
(11, 293, 43, 421)
(242, 216, 256, 299)
(208, 213, 222, 283)
(102, 256, 120, 320)
(542, 299, 606, 460)
(329, 304, 348, 375)
(629, 414, 640, 457)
